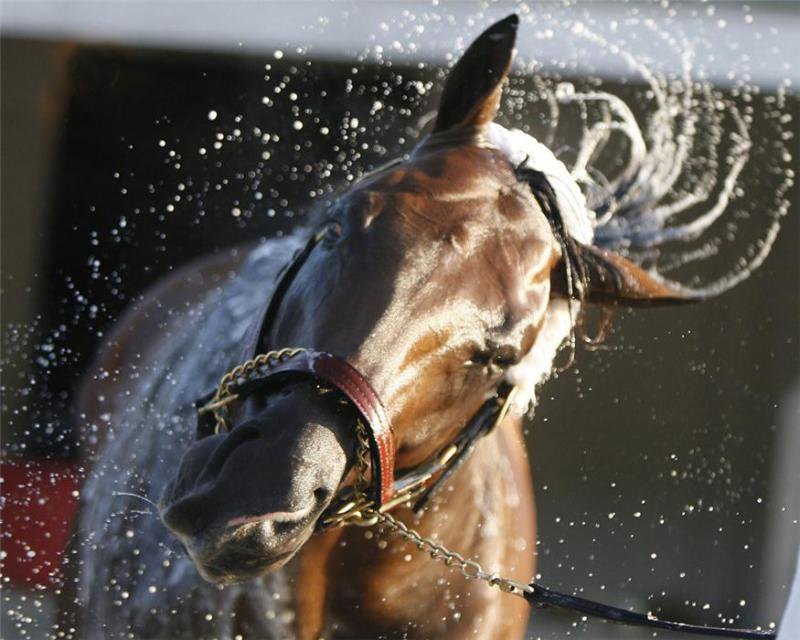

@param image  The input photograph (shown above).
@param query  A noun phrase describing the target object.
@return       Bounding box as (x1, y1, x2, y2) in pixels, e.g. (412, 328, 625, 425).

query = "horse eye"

(491, 347, 520, 368)
(323, 220, 344, 244)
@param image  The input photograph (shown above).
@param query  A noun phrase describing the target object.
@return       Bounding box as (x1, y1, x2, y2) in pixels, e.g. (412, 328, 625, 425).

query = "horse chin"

(186, 518, 316, 585)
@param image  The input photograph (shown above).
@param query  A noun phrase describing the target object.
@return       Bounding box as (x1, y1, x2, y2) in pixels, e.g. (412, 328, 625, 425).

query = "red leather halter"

(311, 353, 396, 504)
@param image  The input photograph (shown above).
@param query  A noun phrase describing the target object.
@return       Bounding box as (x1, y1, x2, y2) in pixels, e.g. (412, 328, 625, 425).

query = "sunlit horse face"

(160, 15, 688, 584)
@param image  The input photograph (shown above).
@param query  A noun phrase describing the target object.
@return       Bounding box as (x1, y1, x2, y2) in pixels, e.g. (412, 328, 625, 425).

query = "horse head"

(158, 14, 694, 585)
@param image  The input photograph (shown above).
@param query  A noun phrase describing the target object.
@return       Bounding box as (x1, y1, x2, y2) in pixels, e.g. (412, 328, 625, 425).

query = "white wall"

(1, 1, 798, 89)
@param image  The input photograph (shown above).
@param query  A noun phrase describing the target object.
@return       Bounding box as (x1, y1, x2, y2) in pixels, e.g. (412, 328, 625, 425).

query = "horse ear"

(433, 14, 518, 133)
(554, 243, 703, 307)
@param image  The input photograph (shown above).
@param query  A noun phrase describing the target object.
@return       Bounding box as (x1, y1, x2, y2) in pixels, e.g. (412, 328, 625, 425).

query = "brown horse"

(64, 15, 742, 640)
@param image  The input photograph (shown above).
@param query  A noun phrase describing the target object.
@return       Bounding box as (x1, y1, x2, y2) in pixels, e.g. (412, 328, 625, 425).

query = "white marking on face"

(505, 299, 575, 414)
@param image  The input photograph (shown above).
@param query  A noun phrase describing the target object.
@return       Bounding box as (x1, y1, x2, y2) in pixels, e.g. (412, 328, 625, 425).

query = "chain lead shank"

(345, 421, 775, 639)
(199, 347, 309, 434)
(349, 420, 532, 597)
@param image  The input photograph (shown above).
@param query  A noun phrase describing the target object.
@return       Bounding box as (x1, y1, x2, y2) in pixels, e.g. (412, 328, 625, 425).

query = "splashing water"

(2, 3, 795, 639)
(501, 11, 792, 297)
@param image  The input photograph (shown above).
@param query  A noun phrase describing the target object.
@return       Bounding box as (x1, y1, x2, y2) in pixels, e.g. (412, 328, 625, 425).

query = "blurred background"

(1, 2, 798, 638)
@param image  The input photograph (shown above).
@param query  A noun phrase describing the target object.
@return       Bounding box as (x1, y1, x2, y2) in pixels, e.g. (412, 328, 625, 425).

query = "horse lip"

(196, 546, 297, 584)
(188, 516, 315, 584)
(225, 505, 313, 529)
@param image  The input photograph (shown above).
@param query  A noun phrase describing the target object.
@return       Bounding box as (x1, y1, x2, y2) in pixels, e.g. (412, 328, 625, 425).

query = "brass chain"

(351, 421, 533, 598)
(200, 347, 308, 433)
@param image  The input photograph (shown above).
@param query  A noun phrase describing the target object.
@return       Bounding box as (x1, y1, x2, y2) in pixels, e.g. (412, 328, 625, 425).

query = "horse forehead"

(360, 145, 515, 203)
(355, 146, 533, 236)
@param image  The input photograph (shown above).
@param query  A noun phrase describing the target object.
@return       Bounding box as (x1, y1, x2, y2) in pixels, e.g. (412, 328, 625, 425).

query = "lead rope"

(349, 422, 776, 639)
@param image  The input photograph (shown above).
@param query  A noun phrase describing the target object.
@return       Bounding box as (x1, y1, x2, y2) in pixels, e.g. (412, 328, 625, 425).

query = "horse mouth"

(225, 505, 313, 529)
(187, 517, 315, 584)
(194, 545, 296, 584)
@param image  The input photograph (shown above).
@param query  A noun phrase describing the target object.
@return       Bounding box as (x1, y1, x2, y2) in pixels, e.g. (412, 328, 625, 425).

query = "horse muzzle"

(158, 382, 353, 583)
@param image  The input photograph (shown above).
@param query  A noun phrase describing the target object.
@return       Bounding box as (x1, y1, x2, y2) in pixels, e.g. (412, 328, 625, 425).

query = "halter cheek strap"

(312, 353, 396, 504)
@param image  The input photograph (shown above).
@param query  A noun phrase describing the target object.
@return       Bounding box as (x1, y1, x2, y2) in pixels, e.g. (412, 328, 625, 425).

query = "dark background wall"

(1, 35, 797, 637)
